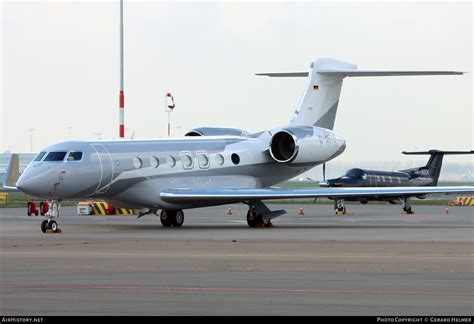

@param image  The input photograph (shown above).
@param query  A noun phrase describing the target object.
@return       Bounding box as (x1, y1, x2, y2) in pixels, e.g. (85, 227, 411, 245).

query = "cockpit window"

(67, 152, 83, 161)
(44, 151, 67, 162)
(34, 151, 47, 161)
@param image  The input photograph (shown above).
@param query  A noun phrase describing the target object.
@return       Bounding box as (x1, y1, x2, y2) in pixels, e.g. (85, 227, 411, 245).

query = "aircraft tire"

(172, 210, 184, 227)
(160, 210, 173, 227)
(41, 220, 48, 233)
(48, 220, 58, 232)
(247, 209, 260, 228)
(262, 215, 271, 227)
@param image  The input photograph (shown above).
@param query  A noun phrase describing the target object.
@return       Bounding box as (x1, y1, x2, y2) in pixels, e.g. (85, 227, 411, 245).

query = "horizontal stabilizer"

(318, 70, 464, 77)
(402, 150, 473, 155)
(256, 71, 464, 78)
(3, 153, 20, 190)
(255, 72, 309, 77)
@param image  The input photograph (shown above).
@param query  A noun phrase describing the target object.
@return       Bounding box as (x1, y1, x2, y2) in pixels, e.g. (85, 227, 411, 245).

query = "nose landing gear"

(335, 199, 349, 215)
(40, 200, 62, 233)
(402, 197, 415, 214)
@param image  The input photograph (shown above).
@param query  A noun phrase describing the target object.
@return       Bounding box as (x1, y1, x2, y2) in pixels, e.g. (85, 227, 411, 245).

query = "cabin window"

(167, 156, 176, 168)
(34, 151, 47, 161)
(231, 153, 240, 165)
(67, 151, 83, 161)
(181, 154, 193, 169)
(197, 152, 210, 169)
(215, 154, 224, 166)
(150, 156, 160, 168)
(44, 151, 67, 162)
(133, 157, 143, 169)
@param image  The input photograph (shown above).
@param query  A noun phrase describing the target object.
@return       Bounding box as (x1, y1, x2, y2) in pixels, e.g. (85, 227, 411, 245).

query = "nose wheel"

(40, 200, 62, 233)
(41, 220, 59, 233)
(335, 199, 349, 215)
(402, 197, 414, 214)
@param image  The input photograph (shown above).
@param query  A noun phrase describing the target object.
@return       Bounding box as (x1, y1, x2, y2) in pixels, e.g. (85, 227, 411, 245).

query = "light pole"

(28, 128, 35, 152)
(118, 0, 125, 138)
(165, 93, 175, 137)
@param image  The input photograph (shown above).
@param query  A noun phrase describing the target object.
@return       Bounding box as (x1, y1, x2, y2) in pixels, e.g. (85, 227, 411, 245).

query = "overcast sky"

(1, 0, 472, 165)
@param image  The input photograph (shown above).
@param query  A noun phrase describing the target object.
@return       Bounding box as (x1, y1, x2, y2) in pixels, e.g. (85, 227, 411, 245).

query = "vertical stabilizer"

(289, 58, 356, 129)
(402, 150, 473, 186)
(3, 154, 20, 189)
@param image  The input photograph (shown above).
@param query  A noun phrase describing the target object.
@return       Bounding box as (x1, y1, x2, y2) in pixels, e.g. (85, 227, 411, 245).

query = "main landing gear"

(160, 210, 184, 227)
(246, 208, 272, 228)
(246, 200, 286, 228)
(40, 200, 62, 233)
(402, 197, 414, 214)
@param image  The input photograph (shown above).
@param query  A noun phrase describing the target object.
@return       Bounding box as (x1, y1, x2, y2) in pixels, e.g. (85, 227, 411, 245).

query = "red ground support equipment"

(40, 201, 49, 216)
(106, 204, 115, 215)
(27, 201, 39, 216)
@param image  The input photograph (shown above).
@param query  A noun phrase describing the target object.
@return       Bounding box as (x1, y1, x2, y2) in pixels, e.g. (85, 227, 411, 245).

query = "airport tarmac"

(0, 203, 473, 316)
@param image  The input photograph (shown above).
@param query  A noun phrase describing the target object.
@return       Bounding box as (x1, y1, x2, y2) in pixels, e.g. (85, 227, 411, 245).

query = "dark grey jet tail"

(402, 150, 473, 185)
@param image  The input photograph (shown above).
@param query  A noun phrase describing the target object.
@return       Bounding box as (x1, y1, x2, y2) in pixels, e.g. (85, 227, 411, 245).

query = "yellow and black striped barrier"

(0, 192, 8, 205)
(91, 201, 134, 215)
(456, 196, 474, 206)
(77, 201, 135, 215)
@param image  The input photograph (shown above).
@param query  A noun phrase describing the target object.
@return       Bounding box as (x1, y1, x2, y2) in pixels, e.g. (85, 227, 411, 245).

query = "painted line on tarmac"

(0, 283, 472, 297)
(1, 251, 472, 260)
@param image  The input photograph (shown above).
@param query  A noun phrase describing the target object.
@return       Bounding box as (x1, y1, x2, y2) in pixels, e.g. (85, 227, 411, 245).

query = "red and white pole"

(119, 0, 125, 138)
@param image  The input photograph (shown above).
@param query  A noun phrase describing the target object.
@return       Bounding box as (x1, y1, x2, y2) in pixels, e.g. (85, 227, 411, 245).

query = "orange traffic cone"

(227, 207, 232, 215)
(299, 205, 304, 215)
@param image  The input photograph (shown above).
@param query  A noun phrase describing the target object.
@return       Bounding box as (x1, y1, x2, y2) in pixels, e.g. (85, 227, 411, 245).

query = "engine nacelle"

(268, 127, 346, 164)
(185, 127, 250, 137)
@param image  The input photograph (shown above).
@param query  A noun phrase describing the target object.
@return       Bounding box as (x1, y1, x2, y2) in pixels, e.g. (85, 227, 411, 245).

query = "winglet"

(3, 153, 20, 190)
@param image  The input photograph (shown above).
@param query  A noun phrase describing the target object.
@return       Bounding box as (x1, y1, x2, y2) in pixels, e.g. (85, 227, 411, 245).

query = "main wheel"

(172, 210, 184, 227)
(48, 220, 58, 233)
(41, 220, 48, 233)
(247, 209, 260, 228)
(160, 210, 173, 227)
(262, 214, 272, 227)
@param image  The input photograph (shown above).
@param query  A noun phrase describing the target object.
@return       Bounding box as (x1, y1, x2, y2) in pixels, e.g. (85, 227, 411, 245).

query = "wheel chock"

(45, 228, 62, 234)
(335, 211, 351, 215)
(401, 211, 415, 215)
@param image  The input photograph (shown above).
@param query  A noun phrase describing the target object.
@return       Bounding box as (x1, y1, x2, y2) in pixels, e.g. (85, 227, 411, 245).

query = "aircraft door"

(91, 144, 114, 194)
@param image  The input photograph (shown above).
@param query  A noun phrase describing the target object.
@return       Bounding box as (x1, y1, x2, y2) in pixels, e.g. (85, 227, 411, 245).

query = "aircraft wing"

(160, 186, 474, 203)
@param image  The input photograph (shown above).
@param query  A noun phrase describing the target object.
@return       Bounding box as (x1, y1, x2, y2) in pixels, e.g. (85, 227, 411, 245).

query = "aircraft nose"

(318, 181, 330, 187)
(16, 175, 41, 196)
(16, 169, 53, 197)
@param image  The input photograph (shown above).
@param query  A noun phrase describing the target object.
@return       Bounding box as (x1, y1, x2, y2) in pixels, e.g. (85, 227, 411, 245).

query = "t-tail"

(402, 150, 473, 186)
(256, 58, 464, 130)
